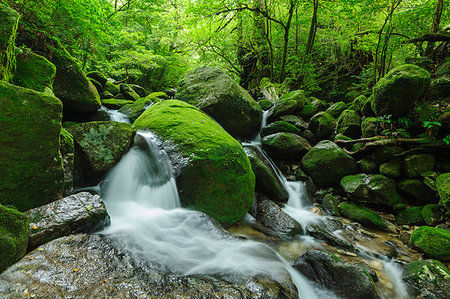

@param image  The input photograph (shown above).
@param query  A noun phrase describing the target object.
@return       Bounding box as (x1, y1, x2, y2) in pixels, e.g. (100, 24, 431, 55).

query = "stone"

(398, 179, 438, 203)
(60, 128, 74, 196)
(292, 250, 380, 299)
(422, 204, 444, 226)
(361, 96, 375, 117)
(309, 112, 335, 140)
(176, 67, 262, 137)
(0, 204, 28, 272)
(322, 194, 340, 216)
(336, 109, 361, 139)
(298, 104, 317, 120)
(371, 64, 431, 118)
(262, 132, 311, 161)
(279, 115, 308, 131)
(103, 81, 120, 96)
(326, 101, 348, 118)
(134, 100, 255, 226)
(410, 226, 450, 262)
(361, 117, 380, 138)
(259, 99, 273, 110)
(101, 98, 134, 109)
(403, 154, 435, 178)
(309, 97, 327, 111)
(67, 121, 136, 185)
(268, 90, 306, 122)
(340, 203, 387, 230)
(0, 3, 19, 82)
(396, 207, 424, 225)
(429, 76, 450, 100)
(86, 71, 108, 87)
(372, 146, 404, 163)
(0, 82, 64, 211)
(118, 92, 165, 122)
(349, 95, 366, 112)
(129, 84, 147, 97)
(260, 121, 302, 138)
(89, 77, 102, 94)
(119, 83, 140, 101)
(25, 192, 109, 250)
(436, 173, 450, 211)
(379, 158, 402, 178)
(301, 140, 358, 187)
(357, 157, 378, 173)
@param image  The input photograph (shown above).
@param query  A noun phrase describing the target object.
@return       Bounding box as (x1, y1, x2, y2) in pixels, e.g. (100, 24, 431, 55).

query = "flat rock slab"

(26, 192, 109, 250)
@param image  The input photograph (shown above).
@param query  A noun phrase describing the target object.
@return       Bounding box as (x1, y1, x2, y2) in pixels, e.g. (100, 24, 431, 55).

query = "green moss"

(326, 101, 347, 118)
(403, 259, 450, 298)
(410, 226, 450, 262)
(101, 98, 134, 109)
(261, 132, 311, 160)
(87, 71, 107, 87)
(103, 81, 120, 96)
(309, 112, 335, 140)
(298, 104, 317, 120)
(134, 100, 255, 226)
(0, 4, 19, 83)
(0, 82, 64, 211)
(322, 194, 340, 216)
(259, 99, 273, 110)
(396, 207, 424, 225)
(361, 117, 379, 138)
(260, 120, 301, 137)
(422, 204, 444, 226)
(379, 158, 401, 178)
(398, 179, 438, 203)
(403, 154, 435, 178)
(340, 202, 387, 230)
(118, 95, 157, 122)
(436, 173, 450, 210)
(336, 109, 361, 138)
(0, 204, 29, 272)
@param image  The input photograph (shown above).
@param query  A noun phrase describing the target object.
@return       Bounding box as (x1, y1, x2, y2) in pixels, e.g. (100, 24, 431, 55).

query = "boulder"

(309, 97, 327, 111)
(67, 121, 136, 185)
(0, 3, 19, 82)
(371, 64, 431, 118)
(101, 98, 134, 109)
(336, 109, 361, 138)
(86, 71, 108, 87)
(410, 226, 450, 262)
(340, 203, 387, 230)
(129, 84, 147, 97)
(268, 90, 306, 122)
(259, 99, 273, 110)
(0, 82, 64, 211)
(301, 140, 357, 187)
(396, 207, 424, 225)
(340, 174, 404, 206)
(429, 76, 450, 100)
(103, 81, 120, 96)
(60, 128, 74, 196)
(245, 146, 289, 203)
(379, 158, 402, 178)
(349, 95, 366, 112)
(403, 259, 450, 299)
(26, 192, 108, 250)
(118, 92, 164, 122)
(398, 179, 438, 203)
(260, 121, 302, 138)
(279, 115, 308, 131)
(326, 101, 347, 118)
(422, 204, 444, 226)
(13, 48, 56, 94)
(298, 104, 317, 120)
(357, 157, 378, 173)
(120, 83, 140, 101)
(0, 205, 28, 272)
(436, 173, 450, 210)
(176, 67, 262, 137)
(361, 117, 379, 138)
(403, 153, 435, 178)
(292, 250, 380, 299)
(262, 133, 311, 161)
(309, 112, 335, 140)
(361, 96, 375, 117)
(89, 78, 102, 94)
(134, 100, 255, 226)
(322, 194, 340, 216)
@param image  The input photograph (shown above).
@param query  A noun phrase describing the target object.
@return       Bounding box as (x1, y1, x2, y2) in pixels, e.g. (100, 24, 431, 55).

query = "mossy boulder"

(88, 78, 102, 94)
(309, 112, 335, 140)
(396, 207, 424, 225)
(322, 194, 340, 216)
(118, 92, 165, 122)
(361, 96, 375, 117)
(279, 115, 308, 131)
(87, 71, 107, 87)
(361, 117, 380, 138)
(0, 82, 64, 211)
(371, 64, 431, 118)
(349, 95, 366, 112)
(357, 157, 378, 173)
(309, 97, 327, 111)
(398, 179, 438, 203)
(103, 81, 120, 96)
(134, 100, 255, 226)
(429, 76, 450, 100)
(379, 158, 402, 178)
(410, 226, 450, 262)
(0, 204, 29, 272)
(262, 132, 311, 161)
(101, 98, 134, 109)
(120, 83, 140, 101)
(403, 259, 450, 299)
(340, 174, 404, 206)
(326, 101, 347, 118)
(436, 173, 450, 210)
(67, 121, 136, 185)
(0, 3, 19, 83)
(336, 109, 361, 138)
(301, 140, 357, 187)
(260, 121, 301, 138)
(176, 67, 262, 137)
(259, 99, 273, 110)
(422, 204, 444, 226)
(130, 84, 147, 98)
(403, 153, 435, 178)
(13, 48, 56, 94)
(298, 104, 317, 120)
(340, 203, 387, 230)
(268, 90, 306, 122)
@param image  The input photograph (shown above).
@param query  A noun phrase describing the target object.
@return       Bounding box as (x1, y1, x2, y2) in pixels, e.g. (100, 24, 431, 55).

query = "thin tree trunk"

(425, 0, 444, 57)
(305, 0, 319, 56)
(280, 1, 295, 82)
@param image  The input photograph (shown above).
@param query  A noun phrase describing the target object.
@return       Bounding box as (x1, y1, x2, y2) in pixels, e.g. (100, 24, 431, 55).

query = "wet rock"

(245, 146, 288, 203)
(262, 132, 311, 161)
(309, 112, 335, 140)
(422, 204, 445, 226)
(403, 259, 450, 299)
(292, 250, 380, 299)
(336, 109, 361, 139)
(268, 90, 306, 122)
(101, 98, 134, 109)
(279, 115, 308, 131)
(0, 234, 297, 298)
(254, 198, 304, 240)
(322, 193, 340, 216)
(118, 92, 165, 122)
(306, 223, 355, 251)
(260, 120, 302, 138)
(259, 99, 273, 110)
(403, 153, 435, 178)
(298, 104, 317, 120)
(398, 179, 438, 203)
(25, 192, 108, 250)
(103, 81, 120, 96)
(120, 83, 140, 101)
(326, 101, 347, 118)
(396, 207, 424, 225)
(340, 203, 387, 230)
(410, 226, 450, 262)
(379, 158, 402, 179)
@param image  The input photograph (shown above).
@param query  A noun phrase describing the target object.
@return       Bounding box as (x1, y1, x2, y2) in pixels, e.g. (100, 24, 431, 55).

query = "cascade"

(99, 106, 130, 123)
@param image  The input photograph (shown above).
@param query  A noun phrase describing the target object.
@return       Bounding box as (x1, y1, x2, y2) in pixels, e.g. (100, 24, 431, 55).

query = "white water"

(99, 106, 130, 123)
(100, 131, 323, 297)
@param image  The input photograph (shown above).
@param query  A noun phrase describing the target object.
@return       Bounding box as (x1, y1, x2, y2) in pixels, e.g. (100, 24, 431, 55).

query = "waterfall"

(99, 106, 130, 123)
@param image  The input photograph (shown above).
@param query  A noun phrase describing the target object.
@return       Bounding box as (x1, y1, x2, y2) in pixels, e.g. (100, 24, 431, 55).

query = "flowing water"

(99, 106, 130, 123)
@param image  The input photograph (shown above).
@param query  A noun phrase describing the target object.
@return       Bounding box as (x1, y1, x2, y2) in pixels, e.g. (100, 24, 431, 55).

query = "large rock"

(398, 179, 438, 203)
(245, 146, 289, 202)
(292, 250, 380, 299)
(336, 109, 361, 138)
(260, 120, 301, 138)
(67, 121, 136, 185)
(301, 140, 357, 187)
(326, 101, 347, 118)
(339, 203, 387, 230)
(118, 92, 165, 122)
(13, 48, 56, 94)
(429, 76, 450, 100)
(341, 174, 404, 206)
(396, 207, 424, 225)
(0, 205, 28, 272)
(403, 259, 450, 299)
(25, 192, 108, 250)
(134, 100, 255, 226)
(268, 90, 306, 122)
(262, 132, 311, 161)
(436, 173, 450, 210)
(410, 226, 450, 262)
(0, 234, 296, 298)
(176, 67, 262, 137)
(0, 3, 19, 82)
(403, 153, 435, 178)
(0, 82, 64, 211)
(119, 83, 140, 101)
(371, 64, 431, 118)
(309, 112, 335, 140)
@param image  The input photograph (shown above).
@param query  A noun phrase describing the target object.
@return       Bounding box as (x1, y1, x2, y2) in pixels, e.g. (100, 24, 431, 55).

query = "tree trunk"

(425, 0, 444, 57)
(279, 1, 295, 83)
(305, 0, 319, 56)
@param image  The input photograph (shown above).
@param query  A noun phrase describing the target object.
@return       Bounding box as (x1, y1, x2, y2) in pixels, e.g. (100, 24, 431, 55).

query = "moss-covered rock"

(336, 109, 361, 138)
(68, 121, 136, 185)
(13, 48, 56, 94)
(396, 207, 424, 225)
(398, 179, 438, 203)
(357, 157, 378, 173)
(371, 64, 431, 118)
(103, 81, 120, 96)
(429, 76, 450, 100)
(134, 100, 255, 226)
(422, 204, 444, 226)
(361, 96, 375, 117)
(101, 98, 134, 109)
(403, 259, 450, 299)
(118, 92, 165, 122)
(259, 99, 273, 110)
(0, 3, 19, 83)
(176, 67, 262, 137)
(0, 204, 28, 272)
(436, 173, 450, 210)
(268, 90, 306, 122)
(403, 153, 435, 178)
(340, 174, 404, 206)
(301, 140, 358, 187)
(120, 83, 140, 101)
(129, 84, 147, 98)
(309, 112, 335, 140)
(309, 97, 327, 111)
(322, 194, 340, 216)
(262, 132, 311, 161)
(87, 71, 108, 87)
(0, 82, 64, 211)
(60, 128, 74, 196)
(88, 78, 102, 94)
(410, 226, 450, 262)
(260, 121, 301, 138)
(379, 158, 401, 178)
(372, 145, 404, 163)
(279, 115, 308, 131)
(340, 203, 387, 230)
(326, 101, 347, 118)
(298, 104, 317, 120)
(361, 117, 380, 138)
(349, 95, 366, 112)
